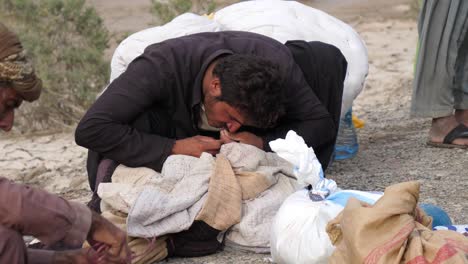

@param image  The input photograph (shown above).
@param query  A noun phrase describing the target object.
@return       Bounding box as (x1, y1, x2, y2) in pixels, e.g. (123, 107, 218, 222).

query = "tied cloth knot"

(0, 22, 42, 102)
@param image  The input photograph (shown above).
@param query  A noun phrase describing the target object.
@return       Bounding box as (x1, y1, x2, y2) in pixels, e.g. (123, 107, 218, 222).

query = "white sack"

(214, 0, 368, 115)
(109, 13, 225, 83)
(271, 189, 383, 264)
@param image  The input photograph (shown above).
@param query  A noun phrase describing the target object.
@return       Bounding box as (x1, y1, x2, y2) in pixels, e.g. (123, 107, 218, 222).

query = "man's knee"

(0, 225, 26, 263)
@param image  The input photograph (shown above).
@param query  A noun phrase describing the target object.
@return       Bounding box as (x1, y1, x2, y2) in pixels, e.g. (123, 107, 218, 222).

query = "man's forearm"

(0, 177, 92, 247)
(75, 119, 176, 172)
(27, 249, 54, 264)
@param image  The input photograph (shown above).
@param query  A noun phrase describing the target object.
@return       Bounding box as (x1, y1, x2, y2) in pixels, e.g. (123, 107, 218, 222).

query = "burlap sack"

(326, 181, 468, 264)
(195, 154, 275, 230)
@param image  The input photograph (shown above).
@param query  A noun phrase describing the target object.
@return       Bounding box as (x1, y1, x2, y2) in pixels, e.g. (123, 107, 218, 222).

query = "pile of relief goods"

(269, 133, 468, 264)
(97, 129, 468, 264)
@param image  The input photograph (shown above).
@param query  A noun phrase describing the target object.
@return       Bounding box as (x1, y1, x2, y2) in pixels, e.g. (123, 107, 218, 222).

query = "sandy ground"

(1, 0, 467, 263)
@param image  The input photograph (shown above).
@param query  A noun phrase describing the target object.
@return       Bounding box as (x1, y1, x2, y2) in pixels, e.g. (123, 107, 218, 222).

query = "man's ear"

(209, 77, 222, 97)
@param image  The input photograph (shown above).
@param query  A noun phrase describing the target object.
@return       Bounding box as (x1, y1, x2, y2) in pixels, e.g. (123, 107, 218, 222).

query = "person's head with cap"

(0, 22, 42, 131)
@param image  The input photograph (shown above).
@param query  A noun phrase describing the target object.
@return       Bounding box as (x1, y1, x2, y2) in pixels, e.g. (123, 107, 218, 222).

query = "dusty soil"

(1, 0, 467, 263)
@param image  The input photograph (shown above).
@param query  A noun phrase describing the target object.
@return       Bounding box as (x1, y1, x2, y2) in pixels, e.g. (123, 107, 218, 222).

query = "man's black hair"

(212, 54, 285, 128)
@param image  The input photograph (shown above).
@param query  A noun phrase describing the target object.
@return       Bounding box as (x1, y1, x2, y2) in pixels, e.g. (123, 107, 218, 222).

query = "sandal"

(427, 123, 468, 149)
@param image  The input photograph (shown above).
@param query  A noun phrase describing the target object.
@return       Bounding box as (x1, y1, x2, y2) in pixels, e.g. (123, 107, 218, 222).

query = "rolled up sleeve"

(0, 177, 92, 248)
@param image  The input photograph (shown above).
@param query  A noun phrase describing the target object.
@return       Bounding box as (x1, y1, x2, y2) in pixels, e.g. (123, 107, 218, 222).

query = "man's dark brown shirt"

(75, 31, 336, 173)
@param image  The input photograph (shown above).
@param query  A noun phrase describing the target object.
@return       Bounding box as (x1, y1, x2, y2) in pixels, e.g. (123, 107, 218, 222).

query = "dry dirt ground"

(1, 0, 467, 263)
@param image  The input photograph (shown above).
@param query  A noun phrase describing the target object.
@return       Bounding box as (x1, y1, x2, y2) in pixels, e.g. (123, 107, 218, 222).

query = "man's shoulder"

(145, 31, 282, 46)
(200, 31, 283, 45)
(140, 31, 291, 73)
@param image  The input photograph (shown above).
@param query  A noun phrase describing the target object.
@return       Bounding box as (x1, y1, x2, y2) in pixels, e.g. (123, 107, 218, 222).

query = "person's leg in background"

(454, 20, 468, 127)
(411, 0, 468, 147)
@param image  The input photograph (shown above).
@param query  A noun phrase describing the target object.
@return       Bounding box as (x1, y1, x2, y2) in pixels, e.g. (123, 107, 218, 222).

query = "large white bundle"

(109, 13, 225, 82)
(214, 0, 368, 115)
(107, 1, 368, 115)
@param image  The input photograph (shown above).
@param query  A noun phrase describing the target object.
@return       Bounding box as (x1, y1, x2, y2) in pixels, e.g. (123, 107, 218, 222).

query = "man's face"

(202, 73, 248, 133)
(204, 100, 246, 133)
(0, 85, 22, 132)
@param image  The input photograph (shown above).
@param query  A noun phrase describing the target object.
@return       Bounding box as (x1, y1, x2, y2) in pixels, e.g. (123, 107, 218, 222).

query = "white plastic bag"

(271, 189, 383, 264)
(269, 130, 339, 201)
(270, 189, 343, 264)
(269, 130, 323, 187)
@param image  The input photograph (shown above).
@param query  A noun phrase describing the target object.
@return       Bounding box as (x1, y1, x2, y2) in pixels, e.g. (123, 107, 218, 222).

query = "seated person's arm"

(0, 177, 130, 262)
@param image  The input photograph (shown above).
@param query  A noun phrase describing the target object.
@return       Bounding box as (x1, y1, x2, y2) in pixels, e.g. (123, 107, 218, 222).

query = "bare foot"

(455, 109, 468, 127)
(429, 115, 468, 146)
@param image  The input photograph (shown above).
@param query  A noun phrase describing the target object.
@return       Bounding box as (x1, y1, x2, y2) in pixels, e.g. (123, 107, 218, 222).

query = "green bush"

(0, 0, 109, 133)
(151, 0, 217, 25)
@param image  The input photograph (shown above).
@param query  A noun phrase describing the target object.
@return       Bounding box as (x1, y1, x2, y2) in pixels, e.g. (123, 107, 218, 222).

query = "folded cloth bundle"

(98, 142, 299, 258)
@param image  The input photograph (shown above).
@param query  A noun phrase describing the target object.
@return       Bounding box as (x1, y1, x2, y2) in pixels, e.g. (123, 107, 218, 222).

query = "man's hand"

(172, 135, 224, 156)
(220, 130, 264, 149)
(86, 211, 131, 264)
(52, 248, 125, 264)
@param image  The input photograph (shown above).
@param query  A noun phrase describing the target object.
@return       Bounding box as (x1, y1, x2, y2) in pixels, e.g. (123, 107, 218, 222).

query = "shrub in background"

(151, 0, 217, 25)
(0, 0, 109, 133)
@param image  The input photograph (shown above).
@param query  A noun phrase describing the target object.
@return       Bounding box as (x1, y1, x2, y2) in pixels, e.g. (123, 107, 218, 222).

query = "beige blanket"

(98, 142, 298, 251)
